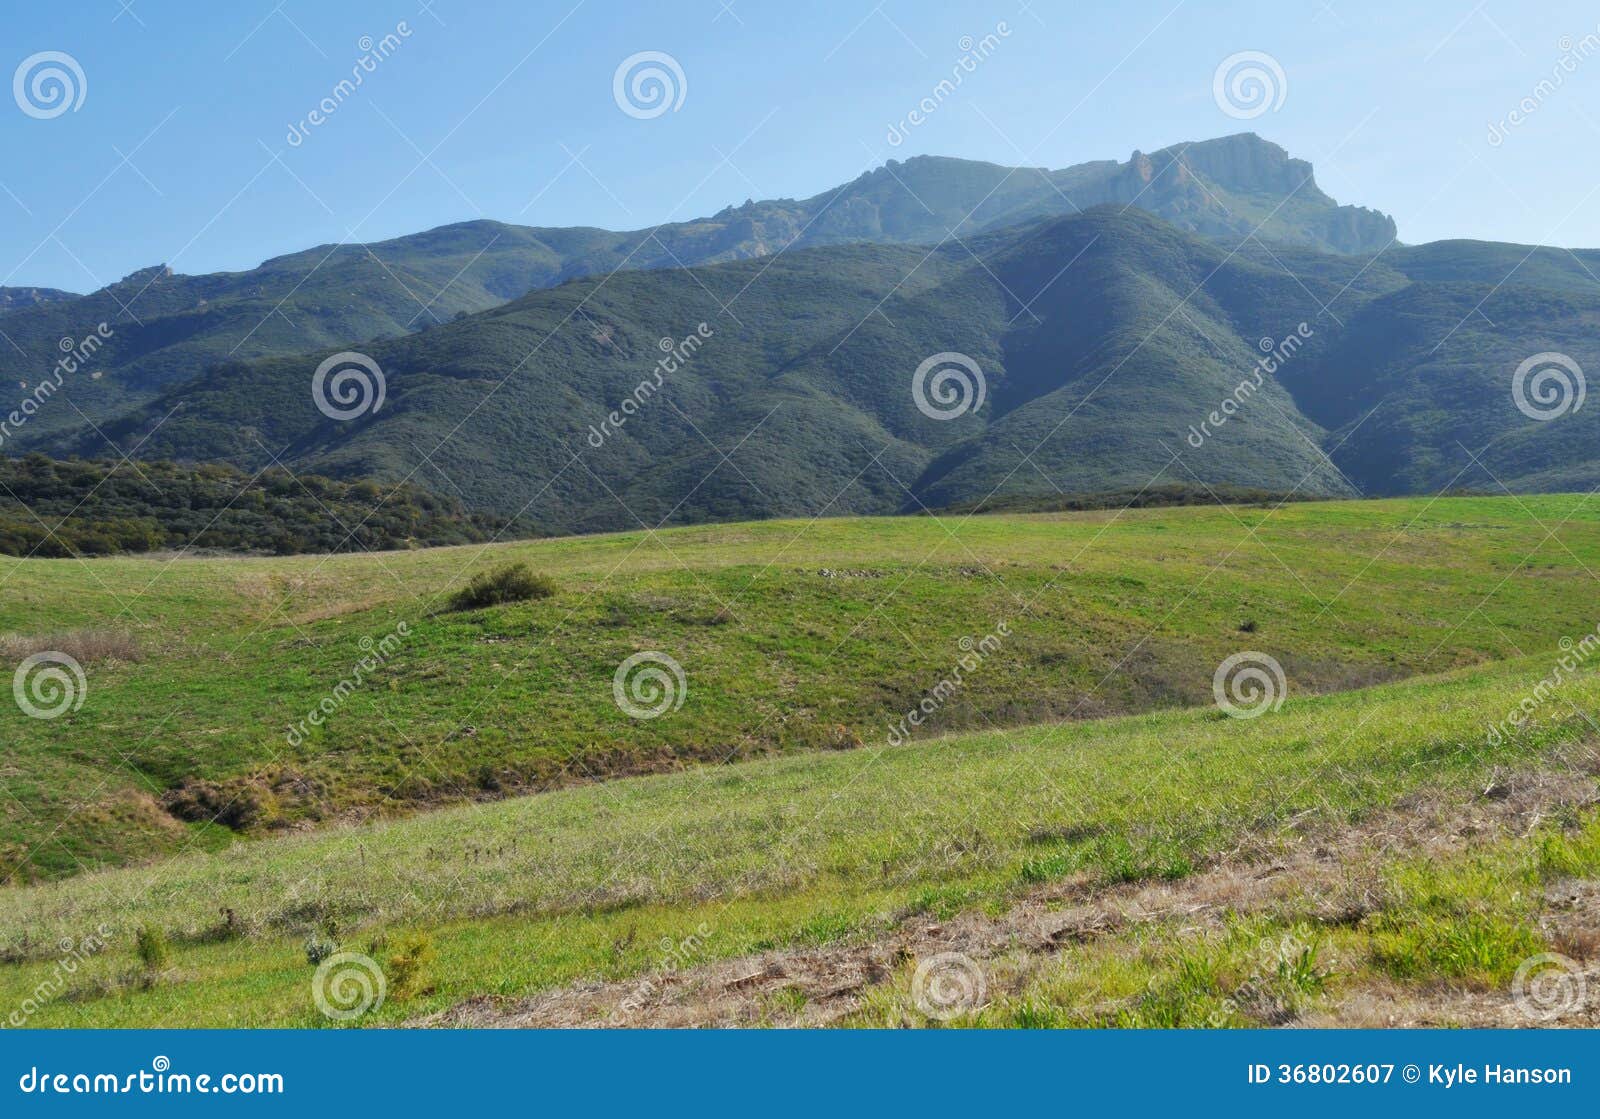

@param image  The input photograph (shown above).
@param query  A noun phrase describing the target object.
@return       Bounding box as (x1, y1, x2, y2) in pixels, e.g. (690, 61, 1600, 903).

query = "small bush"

(385, 932, 436, 998)
(161, 776, 276, 832)
(445, 563, 555, 612)
(304, 932, 337, 966)
(135, 924, 170, 973)
(189, 907, 245, 945)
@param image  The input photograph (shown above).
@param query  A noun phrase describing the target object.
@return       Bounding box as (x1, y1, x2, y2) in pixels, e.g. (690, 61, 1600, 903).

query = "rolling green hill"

(0, 533, 1596, 1025)
(2, 494, 1599, 886)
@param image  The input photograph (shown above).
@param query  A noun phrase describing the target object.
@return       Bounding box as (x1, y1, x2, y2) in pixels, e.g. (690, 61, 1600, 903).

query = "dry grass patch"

(0, 628, 141, 663)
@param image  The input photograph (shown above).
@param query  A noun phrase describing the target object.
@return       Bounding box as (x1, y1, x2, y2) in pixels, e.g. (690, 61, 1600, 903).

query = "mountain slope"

(1280, 278, 1600, 495)
(0, 134, 1390, 451)
(15, 137, 1600, 518)
(62, 209, 1390, 532)
(68, 197, 1600, 526)
(0, 286, 77, 312)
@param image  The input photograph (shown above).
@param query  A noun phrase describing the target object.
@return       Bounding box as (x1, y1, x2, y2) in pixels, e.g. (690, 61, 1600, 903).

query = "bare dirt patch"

(420, 765, 1600, 1028)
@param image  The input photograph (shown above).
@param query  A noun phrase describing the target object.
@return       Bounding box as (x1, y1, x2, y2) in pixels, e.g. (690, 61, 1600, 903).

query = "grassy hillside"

(1, 649, 1593, 1026)
(4, 494, 1600, 885)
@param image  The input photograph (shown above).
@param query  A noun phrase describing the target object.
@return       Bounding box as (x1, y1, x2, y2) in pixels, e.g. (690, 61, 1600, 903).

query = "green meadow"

(0, 648, 1594, 1026)
(5, 494, 1600, 884)
(1, 495, 1598, 1026)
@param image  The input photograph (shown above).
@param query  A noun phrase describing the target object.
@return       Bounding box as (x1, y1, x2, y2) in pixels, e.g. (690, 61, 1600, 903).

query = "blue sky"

(3, 0, 1600, 292)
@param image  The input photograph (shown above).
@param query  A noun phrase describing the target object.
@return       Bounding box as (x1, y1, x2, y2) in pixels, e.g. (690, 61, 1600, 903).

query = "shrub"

(304, 932, 337, 966)
(135, 924, 170, 973)
(445, 562, 555, 612)
(385, 932, 436, 998)
(192, 907, 244, 944)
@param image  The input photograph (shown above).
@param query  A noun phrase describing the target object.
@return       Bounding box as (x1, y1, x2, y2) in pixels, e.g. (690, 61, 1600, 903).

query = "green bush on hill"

(445, 562, 556, 611)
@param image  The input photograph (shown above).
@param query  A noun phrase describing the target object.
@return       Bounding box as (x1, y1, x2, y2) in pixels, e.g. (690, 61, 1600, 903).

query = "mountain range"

(0, 135, 1386, 436)
(4, 132, 1597, 541)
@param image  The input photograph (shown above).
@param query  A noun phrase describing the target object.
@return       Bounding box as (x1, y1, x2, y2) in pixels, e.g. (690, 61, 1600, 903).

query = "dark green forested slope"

(0, 134, 1391, 449)
(52, 209, 1391, 533)
(12, 137, 1600, 533)
(70, 201, 1600, 529)
(0, 455, 497, 556)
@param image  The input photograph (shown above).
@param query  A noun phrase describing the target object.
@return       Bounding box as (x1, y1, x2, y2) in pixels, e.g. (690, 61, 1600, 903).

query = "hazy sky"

(4, 0, 1600, 292)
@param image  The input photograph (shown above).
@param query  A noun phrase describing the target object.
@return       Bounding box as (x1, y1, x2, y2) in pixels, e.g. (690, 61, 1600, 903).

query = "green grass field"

(1, 650, 1594, 1026)
(2, 495, 1598, 1027)
(6, 494, 1600, 883)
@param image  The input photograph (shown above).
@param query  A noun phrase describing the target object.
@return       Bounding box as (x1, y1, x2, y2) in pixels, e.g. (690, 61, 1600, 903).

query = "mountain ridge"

(0, 286, 79, 312)
(65, 200, 1600, 530)
(0, 133, 1393, 455)
(8, 135, 1599, 537)
(44, 207, 1401, 532)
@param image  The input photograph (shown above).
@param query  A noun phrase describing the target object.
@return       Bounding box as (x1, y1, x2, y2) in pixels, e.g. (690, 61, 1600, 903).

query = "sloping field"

(5, 494, 1600, 883)
(2, 650, 1596, 1026)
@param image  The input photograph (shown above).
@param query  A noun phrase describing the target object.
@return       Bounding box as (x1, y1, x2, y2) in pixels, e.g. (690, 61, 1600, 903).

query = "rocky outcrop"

(0, 286, 78, 311)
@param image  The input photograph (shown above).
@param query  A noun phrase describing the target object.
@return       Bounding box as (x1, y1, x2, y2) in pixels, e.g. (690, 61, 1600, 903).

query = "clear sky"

(3, 0, 1599, 293)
